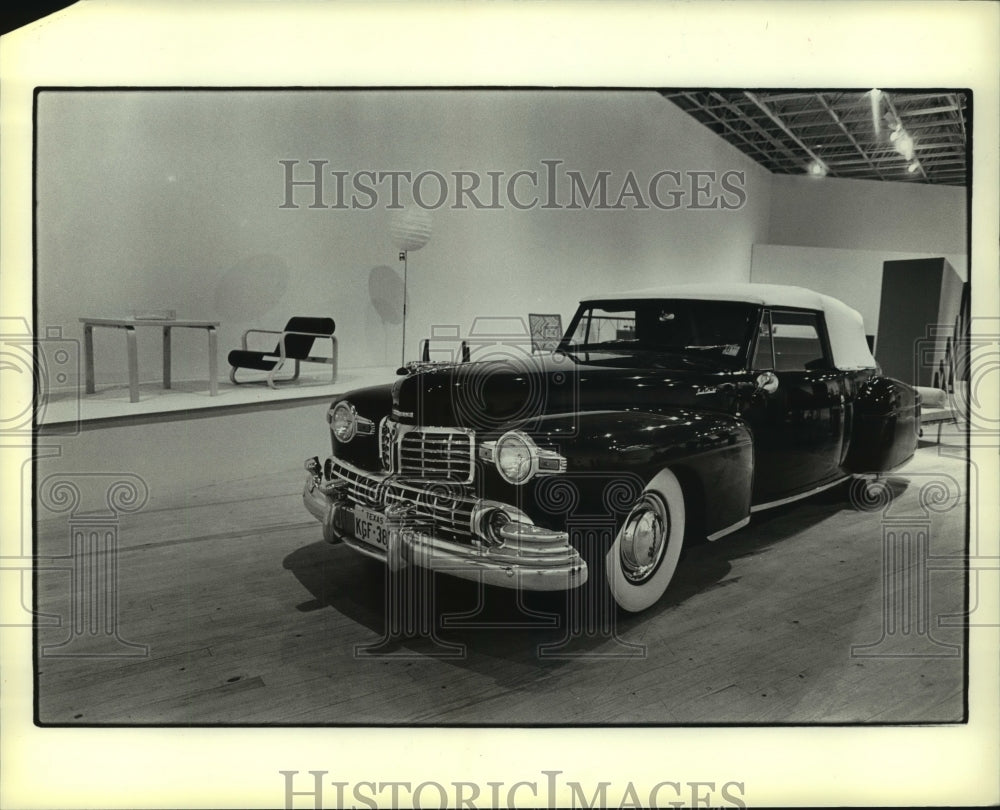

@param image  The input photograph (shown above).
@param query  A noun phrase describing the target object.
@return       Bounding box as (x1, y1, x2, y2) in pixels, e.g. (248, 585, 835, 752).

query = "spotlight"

(896, 133, 915, 160)
(807, 159, 828, 177)
(907, 161, 920, 173)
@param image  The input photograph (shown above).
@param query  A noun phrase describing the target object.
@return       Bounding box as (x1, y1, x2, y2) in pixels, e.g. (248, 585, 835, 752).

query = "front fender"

(535, 408, 750, 469)
(488, 408, 754, 543)
(327, 383, 394, 469)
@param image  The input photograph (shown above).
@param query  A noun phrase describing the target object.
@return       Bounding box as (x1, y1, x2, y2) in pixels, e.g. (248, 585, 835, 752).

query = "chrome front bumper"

(303, 457, 587, 591)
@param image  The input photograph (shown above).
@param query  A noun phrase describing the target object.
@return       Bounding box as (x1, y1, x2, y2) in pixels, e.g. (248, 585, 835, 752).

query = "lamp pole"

(390, 204, 431, 367)
(399, 249, 408, 366)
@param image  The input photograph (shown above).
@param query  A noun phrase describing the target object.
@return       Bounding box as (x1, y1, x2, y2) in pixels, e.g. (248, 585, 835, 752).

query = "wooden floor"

(35, 440, 968, 726)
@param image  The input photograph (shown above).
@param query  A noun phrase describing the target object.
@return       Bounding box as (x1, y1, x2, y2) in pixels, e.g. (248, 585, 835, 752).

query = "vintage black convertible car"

(303, 283, 919, 612)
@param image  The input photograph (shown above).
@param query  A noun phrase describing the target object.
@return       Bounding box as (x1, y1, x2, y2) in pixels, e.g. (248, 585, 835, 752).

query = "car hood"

(393, 350, 745, 430)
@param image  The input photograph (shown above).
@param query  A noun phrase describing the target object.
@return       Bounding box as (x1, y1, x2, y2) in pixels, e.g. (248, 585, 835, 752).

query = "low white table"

(80, 317, 220, 403)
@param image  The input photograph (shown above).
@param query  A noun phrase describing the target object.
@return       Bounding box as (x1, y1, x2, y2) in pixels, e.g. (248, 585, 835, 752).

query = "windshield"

(560, 299, 759, 366)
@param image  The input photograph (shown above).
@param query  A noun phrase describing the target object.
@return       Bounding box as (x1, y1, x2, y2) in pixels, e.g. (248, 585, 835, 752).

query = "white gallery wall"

(766, 173, 967, 257)
(35, 90, 773, 386)
(36, 91, 968, 387)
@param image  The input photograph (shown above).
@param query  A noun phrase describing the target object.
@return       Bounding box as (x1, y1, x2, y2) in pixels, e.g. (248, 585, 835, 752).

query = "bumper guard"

(303, 458, 587, 591)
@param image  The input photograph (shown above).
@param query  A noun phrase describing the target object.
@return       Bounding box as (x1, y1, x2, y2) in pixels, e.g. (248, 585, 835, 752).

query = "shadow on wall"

(365, 264, 404, 367)
(368, 264, 404, 326)
(214, 253, 291, 320)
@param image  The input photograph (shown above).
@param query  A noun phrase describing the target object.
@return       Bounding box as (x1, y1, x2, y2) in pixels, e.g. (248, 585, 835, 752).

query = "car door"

(743, 307, 847, 506)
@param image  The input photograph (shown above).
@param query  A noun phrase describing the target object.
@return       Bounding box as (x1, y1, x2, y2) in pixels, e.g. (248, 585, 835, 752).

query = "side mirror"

(755, 370, 779, 395)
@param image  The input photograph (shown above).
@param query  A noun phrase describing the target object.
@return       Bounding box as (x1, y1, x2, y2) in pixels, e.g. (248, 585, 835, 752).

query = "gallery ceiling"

(661, 90, 969, 187)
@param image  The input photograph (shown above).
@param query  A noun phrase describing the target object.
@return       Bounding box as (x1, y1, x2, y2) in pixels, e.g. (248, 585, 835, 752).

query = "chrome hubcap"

(619, 495, 669, 584)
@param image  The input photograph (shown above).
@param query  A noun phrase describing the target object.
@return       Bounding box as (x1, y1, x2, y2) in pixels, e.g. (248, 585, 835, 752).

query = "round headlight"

(330, 401, 358, 442)
(495, 431, 537, 484)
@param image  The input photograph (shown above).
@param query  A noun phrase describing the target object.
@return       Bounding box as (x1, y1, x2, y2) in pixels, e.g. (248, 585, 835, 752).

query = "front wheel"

(604, 471, 686, 613)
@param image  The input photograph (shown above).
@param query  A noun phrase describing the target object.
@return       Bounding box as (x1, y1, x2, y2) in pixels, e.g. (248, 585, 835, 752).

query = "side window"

(574, 307, 636, 345)
(770, 310, 829, 371)
(752, 310, 774, 369)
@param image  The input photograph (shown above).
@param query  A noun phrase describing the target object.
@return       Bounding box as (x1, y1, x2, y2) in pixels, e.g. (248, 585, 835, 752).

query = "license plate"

(352, 507, 391, 549)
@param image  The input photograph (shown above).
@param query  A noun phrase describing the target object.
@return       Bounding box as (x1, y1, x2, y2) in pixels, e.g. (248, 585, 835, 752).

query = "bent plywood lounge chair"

(917, 382, 959, 443)
(914, 282, 969, 443)
(228, 316, 337, 388)
(916, 344, 965, 443)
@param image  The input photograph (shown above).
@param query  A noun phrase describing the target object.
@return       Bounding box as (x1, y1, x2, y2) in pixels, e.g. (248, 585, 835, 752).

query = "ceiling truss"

(661, 90, 969, 186)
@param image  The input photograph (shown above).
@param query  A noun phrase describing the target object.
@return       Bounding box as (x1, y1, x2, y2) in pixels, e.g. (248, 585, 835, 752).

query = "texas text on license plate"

(353, 507, 390, 549)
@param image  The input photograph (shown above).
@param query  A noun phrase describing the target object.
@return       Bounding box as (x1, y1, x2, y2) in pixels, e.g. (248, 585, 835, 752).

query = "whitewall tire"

(604, 469, 686, 613)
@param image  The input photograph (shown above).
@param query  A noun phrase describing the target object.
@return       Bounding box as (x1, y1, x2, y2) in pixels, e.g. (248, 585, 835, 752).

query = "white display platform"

(36, 366, 399, 431)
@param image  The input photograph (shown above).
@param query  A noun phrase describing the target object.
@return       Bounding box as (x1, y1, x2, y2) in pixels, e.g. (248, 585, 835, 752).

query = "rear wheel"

(605, 471, 686, 613)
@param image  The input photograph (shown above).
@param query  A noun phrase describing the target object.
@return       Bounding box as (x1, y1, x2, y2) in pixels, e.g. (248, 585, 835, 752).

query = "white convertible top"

(581, 282, 876, 371)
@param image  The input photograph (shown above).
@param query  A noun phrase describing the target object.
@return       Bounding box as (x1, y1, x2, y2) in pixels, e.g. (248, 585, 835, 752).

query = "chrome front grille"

(379, 419, 475, 484)
(330, 457, 476, 540)
(399, 428, 474, 482)
(379, 416, 397, 471)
